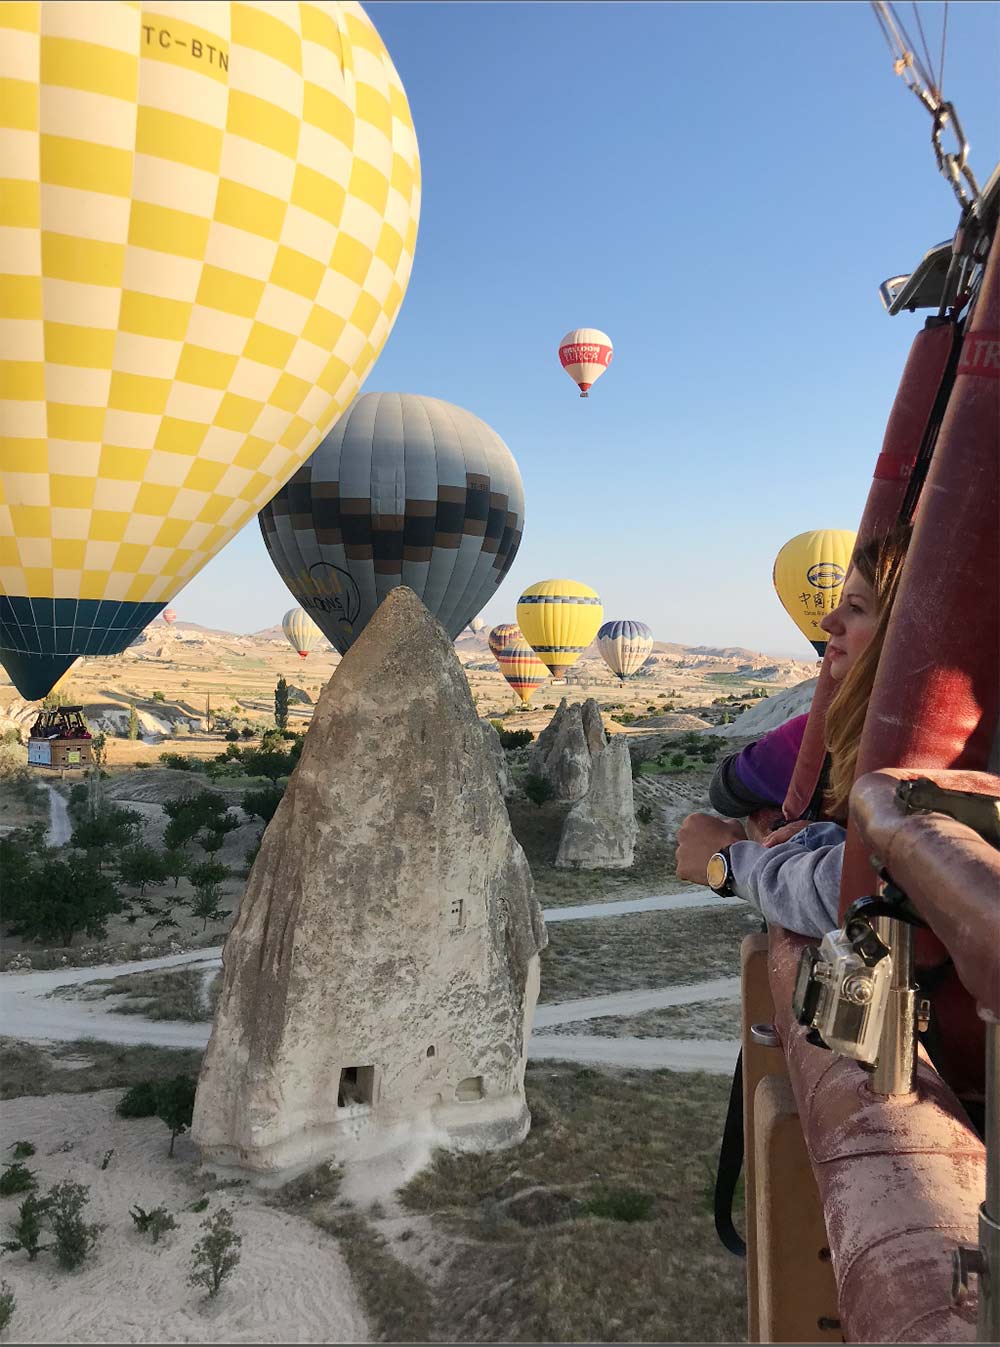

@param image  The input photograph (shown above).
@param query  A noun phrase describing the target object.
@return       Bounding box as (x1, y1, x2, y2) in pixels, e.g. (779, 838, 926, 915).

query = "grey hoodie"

(728, 822, 845, 937)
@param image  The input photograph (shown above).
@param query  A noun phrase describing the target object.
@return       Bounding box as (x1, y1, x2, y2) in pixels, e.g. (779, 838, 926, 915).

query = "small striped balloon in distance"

(597, 620, 654, 683)
(162, 609, 177, 626)
(773, 529, 857, 655)
(281, 607, 321, 658)
(497, 637, 549, 706)
(558, 328, 613, 398)
(259, 392, 524, 655)
(488, 622, 521, 659)
(0, 1, 420, 701)
(517, 579, 604, 679)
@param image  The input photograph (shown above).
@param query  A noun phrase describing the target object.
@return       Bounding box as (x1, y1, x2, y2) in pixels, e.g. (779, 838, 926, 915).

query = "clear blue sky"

(181, 1, 999, 658)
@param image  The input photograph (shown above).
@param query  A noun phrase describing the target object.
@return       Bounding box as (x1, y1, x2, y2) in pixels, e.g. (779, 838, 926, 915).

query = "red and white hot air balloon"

(163, 609, 177, 626)
(558, 328, 613, 398)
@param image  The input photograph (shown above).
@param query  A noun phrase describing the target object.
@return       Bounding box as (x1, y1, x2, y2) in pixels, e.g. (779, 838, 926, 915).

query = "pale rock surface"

(480, 718, 514, 798)
(529, 698, 604, 802)
(556, 735, 637, 869)
(193, 587, 546, 1183)
(700, 677, 817, 738)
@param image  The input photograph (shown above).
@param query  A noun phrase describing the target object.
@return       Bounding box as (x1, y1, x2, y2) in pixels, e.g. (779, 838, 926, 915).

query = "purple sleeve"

(730, 714, 809, 807)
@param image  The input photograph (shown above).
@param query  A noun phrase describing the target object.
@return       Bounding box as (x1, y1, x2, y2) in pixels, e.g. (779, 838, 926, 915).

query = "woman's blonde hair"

(824, 524, 912, 820)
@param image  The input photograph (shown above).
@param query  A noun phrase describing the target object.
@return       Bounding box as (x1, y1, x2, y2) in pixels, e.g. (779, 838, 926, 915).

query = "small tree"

(523, 774, 555, 808)
(156, 1076, 197, 1156)
(126, 704, 140, 741)
(162, 848, 188, 890)
(186, 863, 228, 930)
(189, 1207, 242, 1298)
(241, 785, 283, 824)
(6, 858, 122, 947)
(118, 844, 167, 896)
(116, 1081, 160, 1118)
(44, 1181, 103, 1271)
(274, 677, 289, 732)
(2, 1195, 45, 1261)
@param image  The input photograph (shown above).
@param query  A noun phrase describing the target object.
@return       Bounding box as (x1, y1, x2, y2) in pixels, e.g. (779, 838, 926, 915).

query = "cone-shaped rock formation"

(193, 587, 546, 1178)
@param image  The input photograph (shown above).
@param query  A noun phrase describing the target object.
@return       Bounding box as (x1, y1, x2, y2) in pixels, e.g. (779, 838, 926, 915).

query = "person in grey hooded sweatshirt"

(675, 525, 911, 936)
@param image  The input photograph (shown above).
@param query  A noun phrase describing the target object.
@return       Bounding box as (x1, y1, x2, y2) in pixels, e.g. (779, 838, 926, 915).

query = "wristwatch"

(706, 846, 736, 897)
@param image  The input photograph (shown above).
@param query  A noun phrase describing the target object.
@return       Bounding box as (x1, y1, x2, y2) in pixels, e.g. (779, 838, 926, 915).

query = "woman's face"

(820, 568, 879, 681)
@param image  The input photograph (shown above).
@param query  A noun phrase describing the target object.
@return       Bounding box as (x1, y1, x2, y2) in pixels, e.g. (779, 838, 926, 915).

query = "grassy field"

(385, 1062, 746, 1342)
(539, 904, 762, 1004)
(49, 966, 220, 1023)
(0, 1037, 204, 1100)
(547, 998, 742, 1041)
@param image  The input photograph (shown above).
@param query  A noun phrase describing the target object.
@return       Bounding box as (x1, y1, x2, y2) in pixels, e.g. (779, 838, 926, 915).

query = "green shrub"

(116, 1080, 161, 1118)
(224, 730, 240, 742)
(636, 804, 653, 825)
(130, 1204, 178, 1243)
(45, 1181, 103, 1270)
(496, 727, 532, 750)
(2, 1195, 44, 1260)
(7, 1142, 34, 1160)
(523, 774, 555, 808)
(583, 1189, 654, 1223)
(152, 691, 166, 702)
(0, 1165, 36, 1198)
(0, 1280, 14, 1333)
(189, 1207, 241, 1298)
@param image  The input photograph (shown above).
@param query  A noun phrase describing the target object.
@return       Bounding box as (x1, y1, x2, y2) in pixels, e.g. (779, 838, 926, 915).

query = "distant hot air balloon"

(558, 329, 614, 398)
(517, 580, 604, 678)
(163, 610, 177, 627)
(260, 393, 524, 654)
(597, 620, 654, 683)
(773, 530, 857, 655)
(488, 623, 522, 659)
(0, 2, 420, 702)
(282, 608, 321, 659)
(468, 617, 487, 635)
(497, 638, 549, 706)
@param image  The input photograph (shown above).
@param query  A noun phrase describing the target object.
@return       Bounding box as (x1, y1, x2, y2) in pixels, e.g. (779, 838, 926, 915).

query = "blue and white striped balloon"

(596, 620, 654, 682)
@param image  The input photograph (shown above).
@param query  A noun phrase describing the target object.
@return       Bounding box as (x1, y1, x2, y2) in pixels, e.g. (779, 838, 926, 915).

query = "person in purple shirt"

(707, 712, 810, 821)
(676, 525, 911, 937)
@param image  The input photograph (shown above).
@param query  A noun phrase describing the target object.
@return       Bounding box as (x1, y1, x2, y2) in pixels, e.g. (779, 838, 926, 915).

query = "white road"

(44, 784, 72, 846)
(542, 889, 742, 923)
(1, 890, 742, 1071)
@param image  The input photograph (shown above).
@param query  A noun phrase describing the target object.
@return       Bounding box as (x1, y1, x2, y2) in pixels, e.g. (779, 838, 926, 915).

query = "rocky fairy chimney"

(193, 587, 547, 1180)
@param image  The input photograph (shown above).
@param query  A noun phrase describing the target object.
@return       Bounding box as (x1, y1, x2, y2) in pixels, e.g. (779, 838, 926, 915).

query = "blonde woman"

(675, 526, 911, 936)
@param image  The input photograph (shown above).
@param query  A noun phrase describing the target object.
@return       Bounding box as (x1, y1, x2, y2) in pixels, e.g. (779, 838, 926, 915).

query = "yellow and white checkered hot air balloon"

(0, 0, 420, 700)
(517, 579, 603, 679)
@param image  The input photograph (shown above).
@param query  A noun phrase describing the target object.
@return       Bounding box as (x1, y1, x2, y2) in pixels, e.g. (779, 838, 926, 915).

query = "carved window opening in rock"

(426, 1046, 435, 1057)
(456, 1075, 484, 1102)
(448, 898, 465, 929)
(337, 1065, 375, 1108)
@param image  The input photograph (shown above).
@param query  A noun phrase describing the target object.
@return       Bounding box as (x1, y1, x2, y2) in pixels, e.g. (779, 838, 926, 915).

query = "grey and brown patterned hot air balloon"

(259, 393, 524, 655)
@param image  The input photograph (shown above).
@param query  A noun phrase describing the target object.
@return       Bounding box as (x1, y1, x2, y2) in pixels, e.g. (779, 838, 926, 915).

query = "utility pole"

(206, 693, 212, 733)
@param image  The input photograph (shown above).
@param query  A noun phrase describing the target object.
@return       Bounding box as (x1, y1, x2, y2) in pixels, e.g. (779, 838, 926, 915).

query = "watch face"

(706, 852, 728, 892)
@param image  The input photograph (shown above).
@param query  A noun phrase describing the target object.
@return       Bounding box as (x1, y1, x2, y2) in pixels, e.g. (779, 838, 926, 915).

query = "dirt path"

(529, 1033, 738, 1072)
(44, 784, 71, 846)
(533, 976, 742, 1028)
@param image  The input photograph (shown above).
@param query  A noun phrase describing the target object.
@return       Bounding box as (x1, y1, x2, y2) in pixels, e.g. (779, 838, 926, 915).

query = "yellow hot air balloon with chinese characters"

(0, 1, 420, 700)
(773, 530, 856, 655)
(517, 579, 603, 678)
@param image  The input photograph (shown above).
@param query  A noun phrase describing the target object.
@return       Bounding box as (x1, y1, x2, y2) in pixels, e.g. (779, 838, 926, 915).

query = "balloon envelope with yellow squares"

(772, 529, 857, 655)
(0, 0, 420, 699)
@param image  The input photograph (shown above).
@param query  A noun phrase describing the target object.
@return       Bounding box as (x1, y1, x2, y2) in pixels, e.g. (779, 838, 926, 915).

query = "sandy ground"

(0, 1091, 369, 1344)
(44, 784, 71, 846)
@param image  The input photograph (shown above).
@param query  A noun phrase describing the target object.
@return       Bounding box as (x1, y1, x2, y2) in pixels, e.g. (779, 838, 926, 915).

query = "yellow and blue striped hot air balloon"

(516, 579, 603, 679)
(773, 529, 857, 655)
(487, 621, 521, 660)
(0, 1, 420, 700)
(496, 636, 549, 706)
